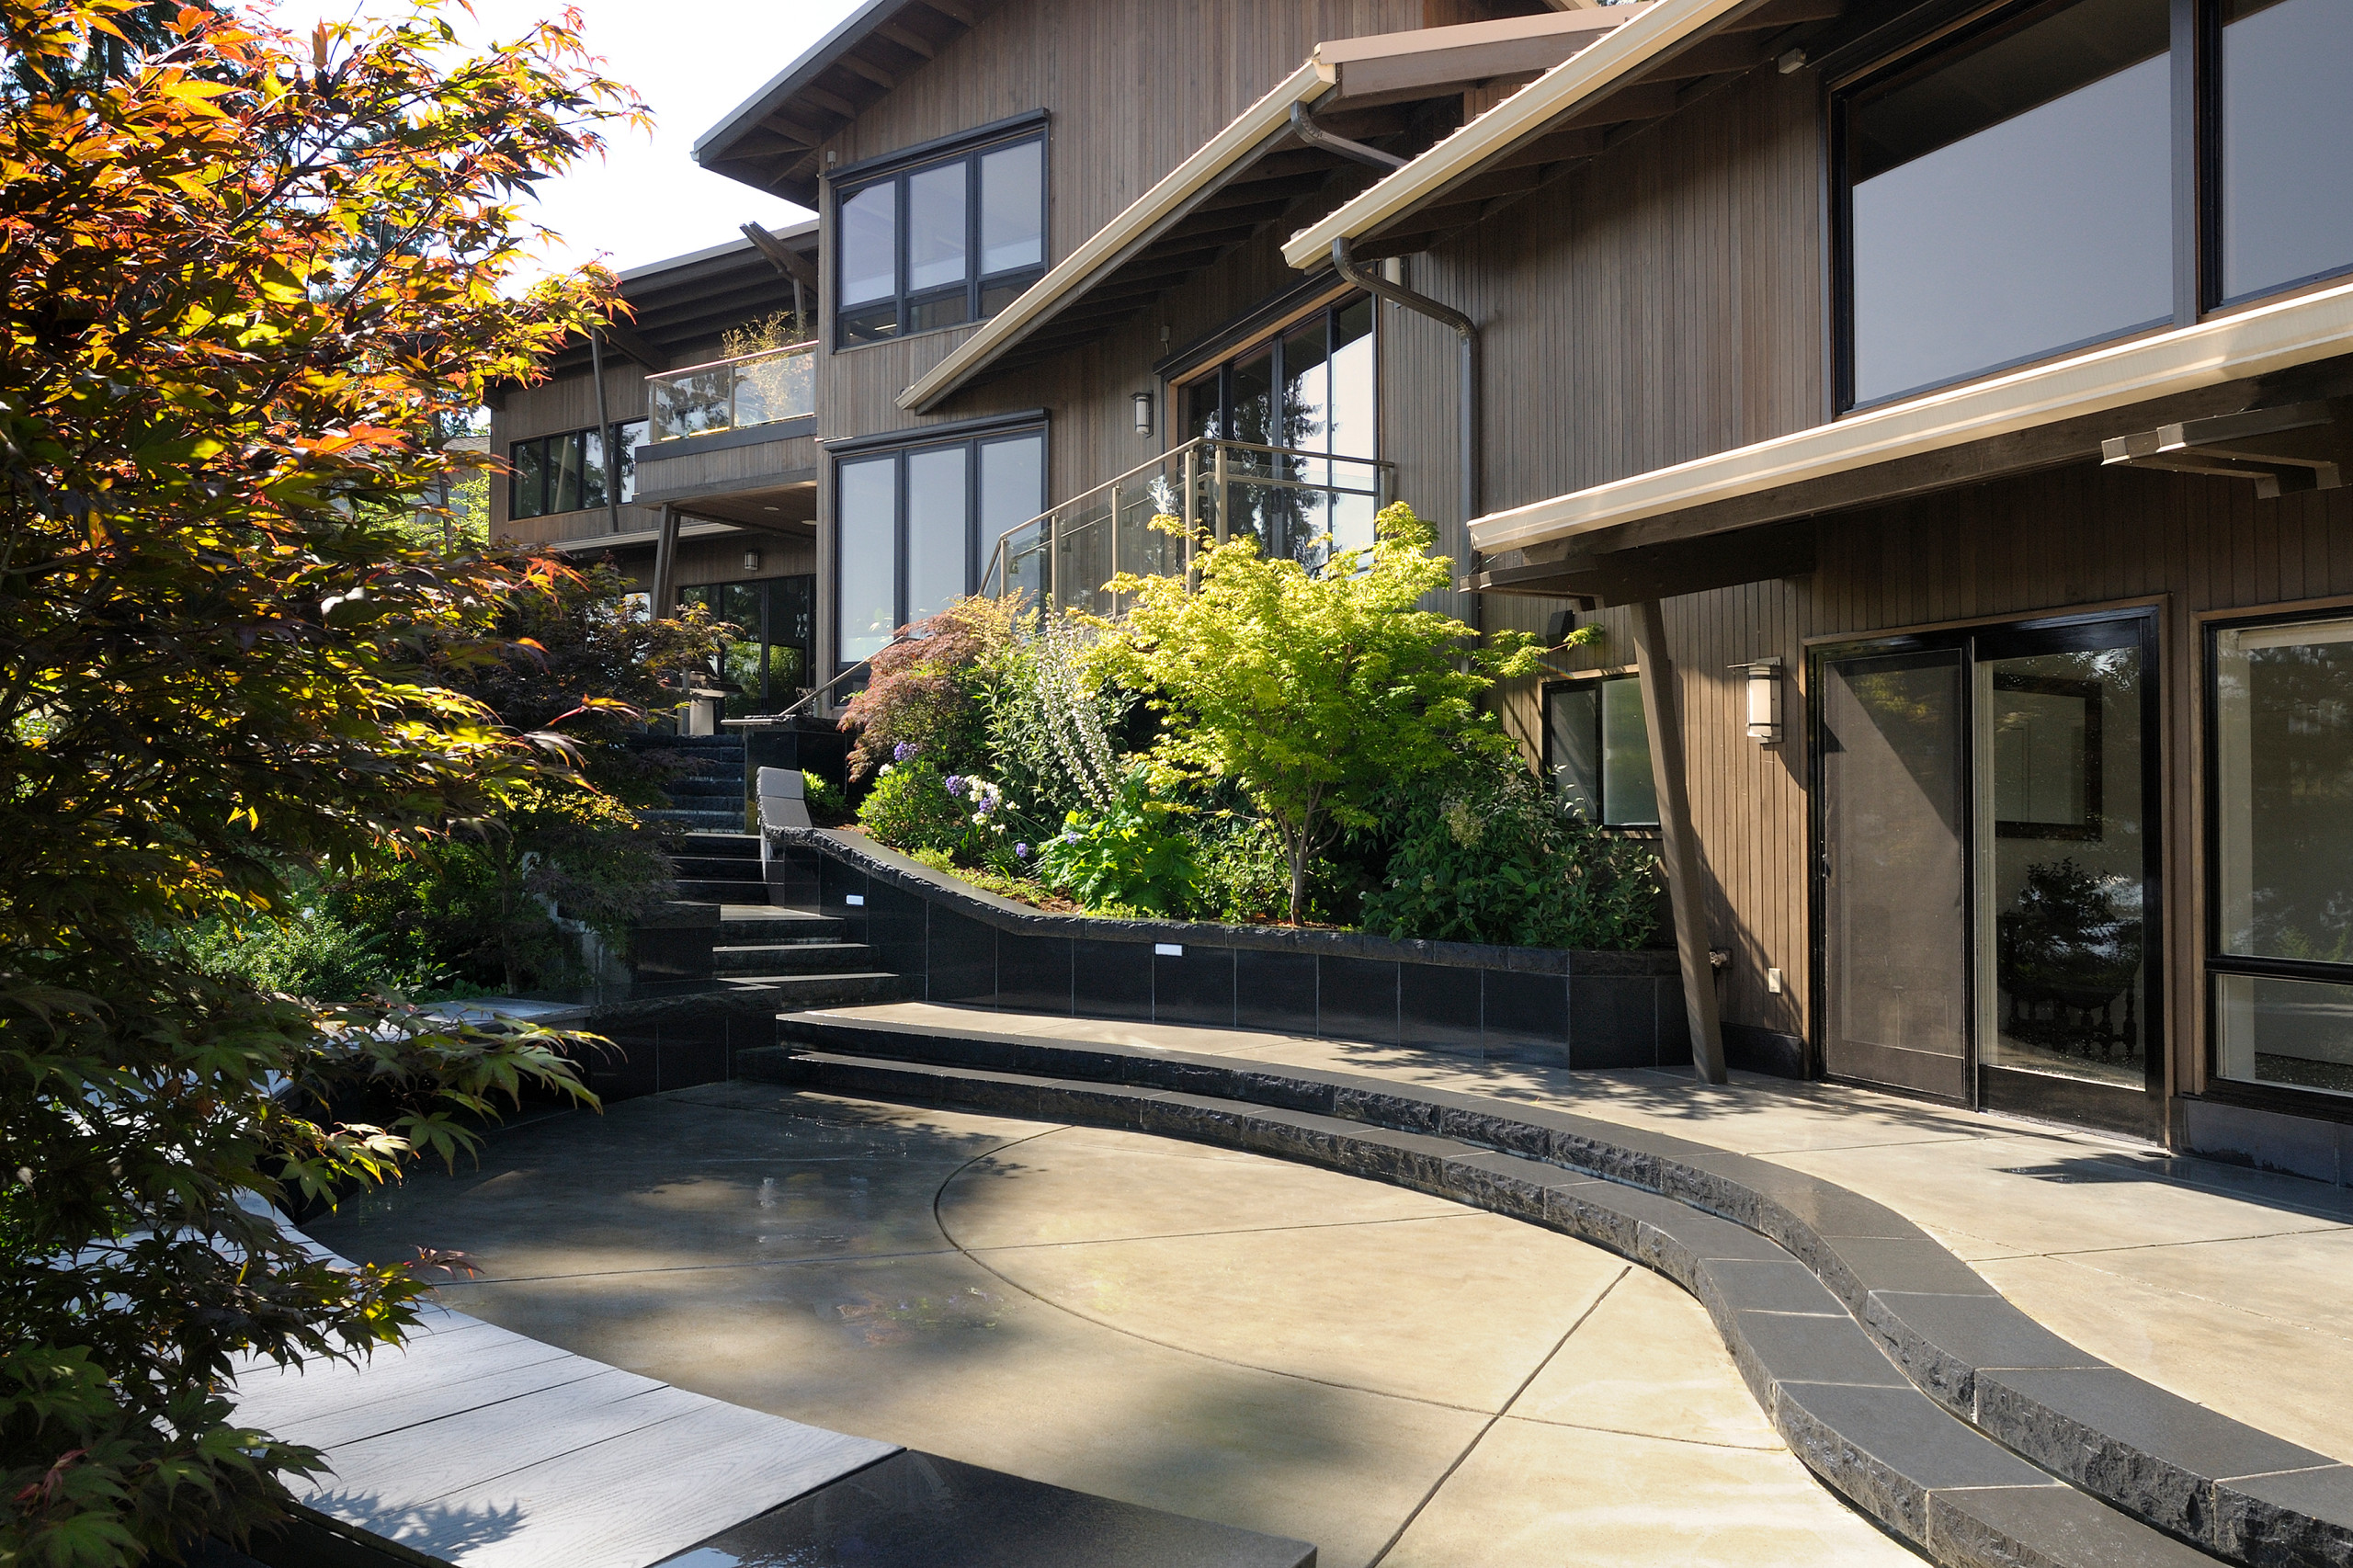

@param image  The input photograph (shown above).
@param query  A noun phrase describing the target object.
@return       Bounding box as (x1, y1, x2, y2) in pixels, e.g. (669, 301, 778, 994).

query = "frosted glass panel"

(837, 457, 897, 664)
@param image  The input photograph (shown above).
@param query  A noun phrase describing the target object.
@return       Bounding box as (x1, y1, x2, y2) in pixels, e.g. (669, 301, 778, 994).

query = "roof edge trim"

(1468, 280, 2353, 554)
(894, 59, 1333, 415)
(1279, 0, 1740, 270)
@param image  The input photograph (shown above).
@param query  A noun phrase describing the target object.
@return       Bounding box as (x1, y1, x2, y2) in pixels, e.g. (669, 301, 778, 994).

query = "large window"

(1544, 676, 1657, 827)
(677, 576, 816, 717)
(2218, 0, 2353, 303)
(1180, 296, 1377, 566)
(2210, 613, 2353, 1096)
(509, 419, 646, 520)
(835, 427, 1045, 665)
(836, 133, 1045, 347)
(1836, 0, 2353, 410)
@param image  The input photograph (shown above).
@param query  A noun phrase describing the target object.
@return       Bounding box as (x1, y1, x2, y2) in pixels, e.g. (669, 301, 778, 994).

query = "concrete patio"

(824, 1002, 2353, 1469)
(311, 1080, 1916, 1566)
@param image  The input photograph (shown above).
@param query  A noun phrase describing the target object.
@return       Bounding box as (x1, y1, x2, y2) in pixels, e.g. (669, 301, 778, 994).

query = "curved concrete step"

(749, 1016, 2353, 1568)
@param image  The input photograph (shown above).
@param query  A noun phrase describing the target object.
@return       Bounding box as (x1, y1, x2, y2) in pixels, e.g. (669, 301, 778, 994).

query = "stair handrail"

(722, 631, 916, 728)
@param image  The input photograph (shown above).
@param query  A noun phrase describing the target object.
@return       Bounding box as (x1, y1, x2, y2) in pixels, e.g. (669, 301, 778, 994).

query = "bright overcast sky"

(262, 0, 864, 275)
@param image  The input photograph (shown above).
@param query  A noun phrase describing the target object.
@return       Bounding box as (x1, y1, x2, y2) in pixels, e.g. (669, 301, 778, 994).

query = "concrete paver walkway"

(312, 1082, 1915, 1567)
(825, 1001, 2353, 1468)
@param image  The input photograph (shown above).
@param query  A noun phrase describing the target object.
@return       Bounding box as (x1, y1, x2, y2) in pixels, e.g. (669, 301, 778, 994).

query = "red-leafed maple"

(0, 4, 652, 1562)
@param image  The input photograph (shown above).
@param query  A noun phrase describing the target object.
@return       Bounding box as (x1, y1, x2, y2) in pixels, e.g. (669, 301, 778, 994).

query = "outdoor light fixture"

(1131, 390, 1154, 437)
(1732, 657, 1784, 744)
(743, 547, 762, 572)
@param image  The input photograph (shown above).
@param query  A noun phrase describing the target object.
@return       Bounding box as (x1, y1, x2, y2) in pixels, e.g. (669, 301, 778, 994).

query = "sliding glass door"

(1815, 612, 2163, 1136)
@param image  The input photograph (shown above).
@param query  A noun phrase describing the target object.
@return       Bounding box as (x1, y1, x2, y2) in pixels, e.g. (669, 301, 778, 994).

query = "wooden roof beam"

(874, 19, 937, 59)
(835, 50, 896, 90)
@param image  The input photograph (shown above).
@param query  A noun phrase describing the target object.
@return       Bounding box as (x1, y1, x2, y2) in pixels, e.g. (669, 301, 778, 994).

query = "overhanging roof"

(545, 226, 818, 377)
(1466, 278, 2353, 564)
(695, 0, 1000, 209)
(1281, 0, 1845, 268)
(898, 8, 1638, 415)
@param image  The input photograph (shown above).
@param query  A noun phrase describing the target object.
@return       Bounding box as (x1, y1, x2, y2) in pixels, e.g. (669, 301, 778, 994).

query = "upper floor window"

(510, 419, 645, 520)
(836, 132, 1045, 347)
(1835, 0, 2353, 411)
(1178, 296, 1377, 566)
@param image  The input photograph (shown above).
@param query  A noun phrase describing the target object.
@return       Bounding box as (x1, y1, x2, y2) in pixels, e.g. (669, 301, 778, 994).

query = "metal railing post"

(1047, 497, 1062, 613)
(1211, 440, 1230, 544)
(1108, 482, 1121, 613)
(1181, 442, 1199, 588)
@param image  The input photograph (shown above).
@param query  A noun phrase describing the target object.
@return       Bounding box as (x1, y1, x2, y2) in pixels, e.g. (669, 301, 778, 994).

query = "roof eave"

(1468, 280, 2353, 556)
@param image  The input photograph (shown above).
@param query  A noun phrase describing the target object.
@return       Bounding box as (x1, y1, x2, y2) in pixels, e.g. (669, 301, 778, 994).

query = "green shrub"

(839, 597, 1016, 779)
(858, 752, 972, 854)
(802, 769, 850, 825)
(1363, 765, 1660, 950)
(1188, 813, 1296, 926)
(978, 609, 1128, 828)
(180, 903, 443, 1002)
(1036, 770, 1200, 916)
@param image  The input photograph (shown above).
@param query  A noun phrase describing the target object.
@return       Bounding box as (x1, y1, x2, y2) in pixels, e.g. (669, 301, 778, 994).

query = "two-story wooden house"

(494, 0, 2353, 1182)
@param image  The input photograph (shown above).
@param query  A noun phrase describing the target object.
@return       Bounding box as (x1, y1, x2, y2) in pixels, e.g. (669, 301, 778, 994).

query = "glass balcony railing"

(979, 437, 1393, 616)
(646, 340, 815, 444)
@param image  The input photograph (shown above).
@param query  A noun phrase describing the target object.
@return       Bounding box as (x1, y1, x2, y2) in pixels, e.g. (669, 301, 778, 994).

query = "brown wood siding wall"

(1542, 466, 2353, 1102)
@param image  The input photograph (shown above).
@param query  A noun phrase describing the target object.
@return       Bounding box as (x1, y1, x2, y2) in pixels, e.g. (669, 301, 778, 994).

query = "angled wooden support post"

(1630, 597, 1727, 1085)
(651, 504, 681, 615)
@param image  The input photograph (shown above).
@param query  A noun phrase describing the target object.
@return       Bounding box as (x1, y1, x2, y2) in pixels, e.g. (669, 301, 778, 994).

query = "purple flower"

(944, 774, 965, 796)
(892, 741, 918, 763)
(1015, 843, 1030, 859)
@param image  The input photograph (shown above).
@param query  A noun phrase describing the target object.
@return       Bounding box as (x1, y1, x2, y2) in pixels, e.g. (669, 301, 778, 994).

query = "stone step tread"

(752, 1022, 2313, 1568)
(714, 945, 878, 975)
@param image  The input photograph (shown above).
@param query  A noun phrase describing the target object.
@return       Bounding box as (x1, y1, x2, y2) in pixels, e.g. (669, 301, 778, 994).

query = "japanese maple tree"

(0, 3, 649, 1562)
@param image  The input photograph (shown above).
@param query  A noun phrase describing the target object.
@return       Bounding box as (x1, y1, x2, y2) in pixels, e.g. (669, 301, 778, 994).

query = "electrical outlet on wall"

(1767, 967, 1784, 994)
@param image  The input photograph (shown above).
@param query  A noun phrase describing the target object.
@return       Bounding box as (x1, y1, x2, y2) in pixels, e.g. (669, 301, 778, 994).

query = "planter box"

(771, 829, 1688, 1071)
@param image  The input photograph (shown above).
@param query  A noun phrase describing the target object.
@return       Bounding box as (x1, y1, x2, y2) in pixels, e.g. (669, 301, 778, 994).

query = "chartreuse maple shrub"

(1097, 504, 1557, 925)
(0, 4, 647, 1562)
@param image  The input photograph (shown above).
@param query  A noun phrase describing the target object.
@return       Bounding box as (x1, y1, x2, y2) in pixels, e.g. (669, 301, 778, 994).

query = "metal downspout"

(1329, 236, 1479, 607)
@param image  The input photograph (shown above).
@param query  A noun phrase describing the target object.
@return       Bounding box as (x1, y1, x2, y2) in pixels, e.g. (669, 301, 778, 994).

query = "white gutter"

(1470, 278, 2353, 554)
(1280, 0, 1749, 270)
(896, 59, 1330, 415)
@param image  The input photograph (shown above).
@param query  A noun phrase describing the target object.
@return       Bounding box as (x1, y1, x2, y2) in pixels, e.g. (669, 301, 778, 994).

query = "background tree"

(1096, 505, 1562, 923)
(0, 4, 647, 1562)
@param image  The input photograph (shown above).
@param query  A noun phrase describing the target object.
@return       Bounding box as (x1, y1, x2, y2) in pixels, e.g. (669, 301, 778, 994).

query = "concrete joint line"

(755, 1023, 2348, 1568)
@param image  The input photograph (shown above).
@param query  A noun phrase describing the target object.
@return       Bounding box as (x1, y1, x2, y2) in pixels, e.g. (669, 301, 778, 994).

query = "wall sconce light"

(1131, 390, 1154, 437)
(743, 547, 762, 573)
(1732, 656, 1784, 744)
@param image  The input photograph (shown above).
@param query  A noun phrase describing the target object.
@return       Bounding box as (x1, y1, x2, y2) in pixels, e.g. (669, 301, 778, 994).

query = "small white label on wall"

(1154, 943, 1183, 957)
(846, 894, 866, 907)
(1767, 967, 1783, 994)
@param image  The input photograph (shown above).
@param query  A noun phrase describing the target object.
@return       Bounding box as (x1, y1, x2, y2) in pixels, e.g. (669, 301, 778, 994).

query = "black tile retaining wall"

(775, 829, 1687, 1069)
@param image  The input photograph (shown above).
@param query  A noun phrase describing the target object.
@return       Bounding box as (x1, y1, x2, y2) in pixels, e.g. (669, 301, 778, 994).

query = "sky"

(263, 0, 865, 275)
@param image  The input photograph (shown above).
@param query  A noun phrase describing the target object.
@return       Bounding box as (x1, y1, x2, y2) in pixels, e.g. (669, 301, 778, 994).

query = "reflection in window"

(1841, 0, 2172, 405)
(2211, 616, 2353, 1095)
(508, 418, 646, 520)
(835, 134, 1046, 347)
(2221, 0, 2353, 302)
(833, 428, 1045, 668)
(676, 575, 815, 718)
(1181, 297, 1378, 566)
(1544, 676, 1657, 827)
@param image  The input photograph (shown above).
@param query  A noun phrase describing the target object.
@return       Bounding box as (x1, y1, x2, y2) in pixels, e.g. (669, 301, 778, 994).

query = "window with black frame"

(835, 132, 1045, 347)
(677, 576, 816, 719)
(2209, 612, 2353, 1097)
(509, 419, 646, 520)
(1834, 0, 2353, 411)
(1180, 296, 1377, 566)
(1543, 676, 1658, 828)
(835, 427, 1045, 666)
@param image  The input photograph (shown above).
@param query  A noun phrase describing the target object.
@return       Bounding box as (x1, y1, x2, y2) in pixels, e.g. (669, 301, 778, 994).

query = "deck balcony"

(647, 340, 815, 443)
(980, 437, 1393, 615)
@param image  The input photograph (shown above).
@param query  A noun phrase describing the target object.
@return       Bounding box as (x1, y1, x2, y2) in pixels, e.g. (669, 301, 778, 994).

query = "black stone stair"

(740, 1015, 2347, 1568)
(636, 733, 747, 833)
(645, 831, 905, 1007)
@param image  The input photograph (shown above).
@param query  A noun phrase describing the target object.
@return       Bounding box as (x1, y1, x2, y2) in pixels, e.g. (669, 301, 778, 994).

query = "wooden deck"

(230, 1292, 894, 1568)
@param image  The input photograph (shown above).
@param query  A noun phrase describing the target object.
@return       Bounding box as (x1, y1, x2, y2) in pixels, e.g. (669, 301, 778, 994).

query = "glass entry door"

(1819, 650, 1971, 1098)
(1815, 613, 2162, 1136)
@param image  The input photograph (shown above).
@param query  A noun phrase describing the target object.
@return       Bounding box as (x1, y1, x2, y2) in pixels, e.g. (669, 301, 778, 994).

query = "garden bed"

(771, 827, 1688, 1071)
